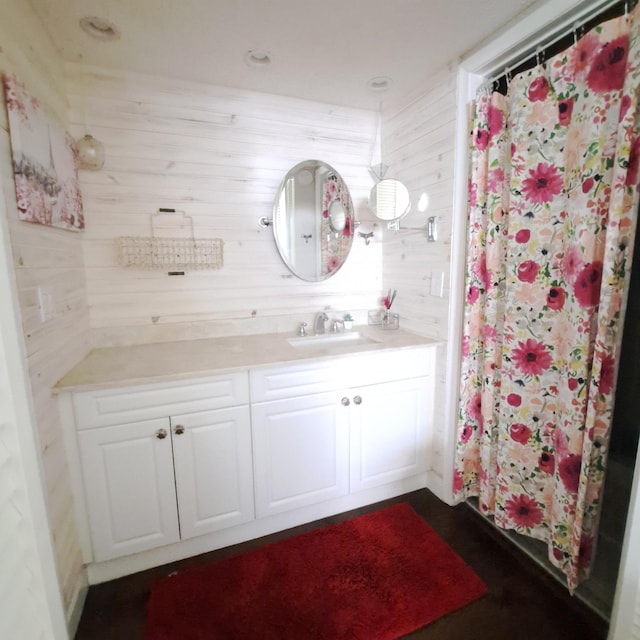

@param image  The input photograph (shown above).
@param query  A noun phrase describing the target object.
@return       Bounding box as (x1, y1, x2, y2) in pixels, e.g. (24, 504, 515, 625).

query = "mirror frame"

(272, 160, 355, 282)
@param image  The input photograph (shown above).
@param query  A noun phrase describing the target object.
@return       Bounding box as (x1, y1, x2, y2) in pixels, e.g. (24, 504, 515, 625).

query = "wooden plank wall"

(382, 63, 459, 486)
(0, 0, 91, 629)
(0, 264, 55, 640)
(66, 65, 382, 347)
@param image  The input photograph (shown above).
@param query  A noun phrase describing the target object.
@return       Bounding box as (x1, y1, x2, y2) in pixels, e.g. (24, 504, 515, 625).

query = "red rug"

(145, 503, 487, 639)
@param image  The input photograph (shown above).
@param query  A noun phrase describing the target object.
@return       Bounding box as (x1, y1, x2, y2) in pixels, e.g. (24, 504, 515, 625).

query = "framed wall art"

(3, 73, 84, 231)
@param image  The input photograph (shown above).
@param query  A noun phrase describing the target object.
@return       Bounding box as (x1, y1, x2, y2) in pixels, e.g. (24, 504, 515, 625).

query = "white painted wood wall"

(0, 331, 54, 636)
(66, 65, 383, 347)
(381, 64, 458, 493)
(0, 0, 91, 632)
(0, 109, 68, 640)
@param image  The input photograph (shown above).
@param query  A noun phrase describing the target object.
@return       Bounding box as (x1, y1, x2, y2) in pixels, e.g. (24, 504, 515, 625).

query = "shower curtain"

(454, 6, 640, 589)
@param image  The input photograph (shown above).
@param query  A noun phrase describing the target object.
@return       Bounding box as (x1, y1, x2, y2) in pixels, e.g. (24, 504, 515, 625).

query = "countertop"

(55, 326, 438, 392)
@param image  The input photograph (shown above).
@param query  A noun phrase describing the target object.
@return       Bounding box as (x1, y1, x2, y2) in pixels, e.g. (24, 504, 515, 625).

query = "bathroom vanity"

(56, 327, 436, 583)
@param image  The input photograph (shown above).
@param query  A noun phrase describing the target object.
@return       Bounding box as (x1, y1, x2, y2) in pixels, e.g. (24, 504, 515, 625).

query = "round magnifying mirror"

(329, 200, 347, 233)
(368, 179, 411, 222)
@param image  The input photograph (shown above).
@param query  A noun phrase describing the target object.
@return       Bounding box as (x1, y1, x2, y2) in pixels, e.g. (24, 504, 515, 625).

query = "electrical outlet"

(37, 286, 55, 322)
(430, 271, 444, 298)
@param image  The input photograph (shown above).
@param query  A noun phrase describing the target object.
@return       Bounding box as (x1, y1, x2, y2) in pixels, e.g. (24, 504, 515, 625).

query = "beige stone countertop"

(54, 326, 439, 392)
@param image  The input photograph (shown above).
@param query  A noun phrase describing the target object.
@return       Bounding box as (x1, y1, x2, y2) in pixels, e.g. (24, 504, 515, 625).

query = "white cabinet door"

(171, 406, 254, 539)
(251, 392, 349, 518)
(77, 418, 180, 562)
(350, 377, 430, 493)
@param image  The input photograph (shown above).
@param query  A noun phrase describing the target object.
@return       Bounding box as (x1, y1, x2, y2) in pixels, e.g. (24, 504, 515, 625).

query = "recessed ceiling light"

(244, 49, 272, 68)
(79, 16, 121, 42)
(366, 76, 392, 93)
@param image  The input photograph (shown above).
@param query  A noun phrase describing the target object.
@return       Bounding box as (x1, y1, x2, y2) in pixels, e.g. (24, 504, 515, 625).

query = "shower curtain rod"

(486, 0, 637, 90)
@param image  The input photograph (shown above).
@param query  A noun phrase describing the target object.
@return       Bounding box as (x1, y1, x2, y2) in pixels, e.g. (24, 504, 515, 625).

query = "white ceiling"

(27, 0, 547, 110)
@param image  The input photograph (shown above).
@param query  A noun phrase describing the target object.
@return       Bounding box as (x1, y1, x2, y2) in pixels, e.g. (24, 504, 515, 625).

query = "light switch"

(37, 286, 55, 322)
(430, 271, 444, 298)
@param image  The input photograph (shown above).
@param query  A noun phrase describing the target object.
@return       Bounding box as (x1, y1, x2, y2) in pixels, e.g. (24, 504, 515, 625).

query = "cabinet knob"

(155, 428, 168, 440)
(341, 397, 350, 406)
(353, 395, 362, 405)
(174, 424, 185, 435)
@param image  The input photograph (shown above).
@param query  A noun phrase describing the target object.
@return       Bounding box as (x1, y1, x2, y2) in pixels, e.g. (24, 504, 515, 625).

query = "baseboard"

(66, 576, 89, 639)
(426, 470, 454, 506)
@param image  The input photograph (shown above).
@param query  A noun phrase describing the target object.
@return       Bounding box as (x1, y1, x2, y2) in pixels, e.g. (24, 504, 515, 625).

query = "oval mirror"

(368, 178, 411, 222)
(273, 160, 354, 281)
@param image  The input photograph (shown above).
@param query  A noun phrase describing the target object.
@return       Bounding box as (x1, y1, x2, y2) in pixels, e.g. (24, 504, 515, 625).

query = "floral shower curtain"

(321, 175, 354, 275)
(454, 6, 640, 589)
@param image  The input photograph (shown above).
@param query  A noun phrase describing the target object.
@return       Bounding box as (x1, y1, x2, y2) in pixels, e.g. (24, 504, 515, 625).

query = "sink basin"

(287, 331, 380, 349)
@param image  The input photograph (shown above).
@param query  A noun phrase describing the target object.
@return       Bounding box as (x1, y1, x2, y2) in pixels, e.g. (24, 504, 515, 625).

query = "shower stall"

(451, 0, 640, 622)
(484, 214, 640, 620)
(472, 216, 640, 620)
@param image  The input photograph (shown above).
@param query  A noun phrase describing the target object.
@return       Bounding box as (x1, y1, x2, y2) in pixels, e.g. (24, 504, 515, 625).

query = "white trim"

(65, 584, 88, 640)
(0, 152, 68, 637)
(465, 0, 622, 77)
(440, 68, 484, 507)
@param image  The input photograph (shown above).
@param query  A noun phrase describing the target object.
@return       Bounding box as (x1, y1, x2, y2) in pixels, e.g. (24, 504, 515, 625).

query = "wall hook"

(258, 216, 272, 228)
(358, 231, 374, 245)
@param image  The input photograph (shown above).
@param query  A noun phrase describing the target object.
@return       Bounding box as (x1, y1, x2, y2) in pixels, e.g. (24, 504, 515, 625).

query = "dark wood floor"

(75, 489, 608, 640)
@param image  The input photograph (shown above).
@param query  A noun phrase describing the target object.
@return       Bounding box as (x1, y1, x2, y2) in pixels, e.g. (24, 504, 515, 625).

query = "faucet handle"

(298, 322, 307, 336)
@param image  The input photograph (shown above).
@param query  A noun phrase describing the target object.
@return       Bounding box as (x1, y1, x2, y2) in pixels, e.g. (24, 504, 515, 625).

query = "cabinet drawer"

(73, 372, 250, 429)
(250, 359, 343, 402)
(347, 347, 434, 386)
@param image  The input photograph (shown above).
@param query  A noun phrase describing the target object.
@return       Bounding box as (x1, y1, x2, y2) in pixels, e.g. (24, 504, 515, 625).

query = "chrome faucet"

(314, 312, 328, 334)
